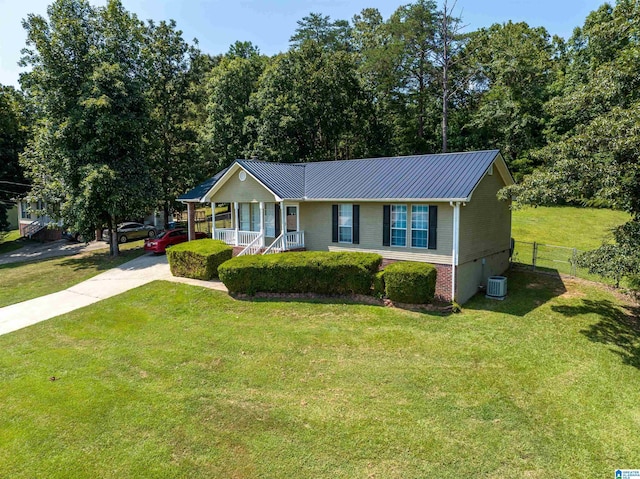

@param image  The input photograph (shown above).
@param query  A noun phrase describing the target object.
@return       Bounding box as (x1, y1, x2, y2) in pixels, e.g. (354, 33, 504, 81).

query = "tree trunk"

(164, 200, 170, 230)
(109, 215, 119, 257)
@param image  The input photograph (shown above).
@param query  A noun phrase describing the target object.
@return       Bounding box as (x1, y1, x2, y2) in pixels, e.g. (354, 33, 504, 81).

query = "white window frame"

(338, 204, 353, 244)
(239, 203, 251, 231)
(264, 203, 276, 237)
(390, 204, 407, 247)
(411, 205, 429, 249)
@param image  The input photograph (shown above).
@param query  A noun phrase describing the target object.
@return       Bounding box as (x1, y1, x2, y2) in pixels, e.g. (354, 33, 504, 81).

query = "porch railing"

(215, 229, 236, 245)
(262, 230, 305, 255)
(237, 233, 264, 256)
(285, 231, 305, 249)
(24, 219, 47, 238)
(214, 229, 262, 247)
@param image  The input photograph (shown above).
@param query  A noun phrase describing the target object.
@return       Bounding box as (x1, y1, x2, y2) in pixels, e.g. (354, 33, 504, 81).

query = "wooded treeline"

(1, 0, 639, 268)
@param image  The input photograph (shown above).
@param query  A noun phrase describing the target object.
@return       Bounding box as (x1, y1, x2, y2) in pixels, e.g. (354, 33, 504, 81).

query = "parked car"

(62, 230, 87, 243)
(144, 228, 206, 254)
(103, 222, 157, 243)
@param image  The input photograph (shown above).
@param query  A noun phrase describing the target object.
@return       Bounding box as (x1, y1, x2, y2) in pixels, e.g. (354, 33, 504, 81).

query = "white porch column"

(211, 202, 216, 239)
(280, 201, 286, 249)
(259, 201, 265, 247)
(234, 201, 239, 246)
(187, 202, 196, 241)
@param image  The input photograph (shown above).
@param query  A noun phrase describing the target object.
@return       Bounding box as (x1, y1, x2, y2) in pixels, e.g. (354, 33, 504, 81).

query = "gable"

(203, 163, 278, 203)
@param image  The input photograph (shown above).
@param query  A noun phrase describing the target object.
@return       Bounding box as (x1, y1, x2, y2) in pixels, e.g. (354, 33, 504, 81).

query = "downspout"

(450, 201, 461, 302)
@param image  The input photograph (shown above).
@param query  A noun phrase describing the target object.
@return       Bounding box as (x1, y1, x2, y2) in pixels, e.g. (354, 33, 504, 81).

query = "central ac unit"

(486, 276, 507, 300)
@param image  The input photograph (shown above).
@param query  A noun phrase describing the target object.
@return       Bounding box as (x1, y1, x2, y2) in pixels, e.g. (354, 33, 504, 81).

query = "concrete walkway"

(0, 253, 228, 336)
(0, 239, 107, 266)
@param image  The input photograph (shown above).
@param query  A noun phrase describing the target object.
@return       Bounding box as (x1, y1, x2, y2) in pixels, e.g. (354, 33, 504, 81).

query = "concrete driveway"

(0, 253, 227, 336)
(0, 239, 107, 266)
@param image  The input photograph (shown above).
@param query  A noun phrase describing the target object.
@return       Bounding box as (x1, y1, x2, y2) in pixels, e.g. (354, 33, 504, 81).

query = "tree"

(290, 12, 352, 52)
(250, 43, 378, 163)
(142, 19, 204, 228)
(20, 0, 154, 256)
(508, 0, 640, 284)
(201, 43, 265, 170)
(0, 86, 30, 230)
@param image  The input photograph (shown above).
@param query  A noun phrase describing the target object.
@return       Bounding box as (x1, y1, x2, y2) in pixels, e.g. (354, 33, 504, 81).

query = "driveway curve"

(0, 253, 227, 336)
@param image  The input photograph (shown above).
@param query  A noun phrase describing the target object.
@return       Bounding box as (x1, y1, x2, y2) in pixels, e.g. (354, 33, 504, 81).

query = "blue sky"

(0, 0, 605, 87)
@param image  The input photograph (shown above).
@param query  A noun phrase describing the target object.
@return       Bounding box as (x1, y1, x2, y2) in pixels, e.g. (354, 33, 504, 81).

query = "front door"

(286, 205, 298, 232)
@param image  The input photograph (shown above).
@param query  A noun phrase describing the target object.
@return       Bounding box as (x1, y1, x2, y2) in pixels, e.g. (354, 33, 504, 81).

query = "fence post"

(532, 241, 537, 271)
(572, 248, 577, 276)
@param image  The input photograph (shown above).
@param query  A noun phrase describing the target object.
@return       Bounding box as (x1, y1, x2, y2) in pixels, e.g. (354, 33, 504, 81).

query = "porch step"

(232, 246, 268, 256)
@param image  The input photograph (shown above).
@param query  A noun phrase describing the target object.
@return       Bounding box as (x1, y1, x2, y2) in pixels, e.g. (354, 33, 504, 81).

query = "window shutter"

(353, 205, 360, 244)
(428, 205, 438, 250)
(383, 205, 390, 246)
(332, 204, 338, 243)
(275, 204, 281, 234)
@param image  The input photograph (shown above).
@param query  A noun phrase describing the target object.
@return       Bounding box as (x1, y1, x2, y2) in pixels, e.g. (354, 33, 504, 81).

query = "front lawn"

(0, 242, 145, 308)
(0, 229, 25, 254)
(1, 272, 639, 478)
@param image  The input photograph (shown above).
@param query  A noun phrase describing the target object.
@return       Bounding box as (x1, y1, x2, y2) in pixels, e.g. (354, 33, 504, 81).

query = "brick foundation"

(380, 258, 452, 302)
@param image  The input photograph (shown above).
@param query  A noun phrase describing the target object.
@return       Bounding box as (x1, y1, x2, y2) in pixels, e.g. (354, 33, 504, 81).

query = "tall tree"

(290, 12, 352, 52)
(142, 19, 203, 228)
(201, 42, 266, 169)
(0, 86, 30, 230)
(20, 0, 154, 255)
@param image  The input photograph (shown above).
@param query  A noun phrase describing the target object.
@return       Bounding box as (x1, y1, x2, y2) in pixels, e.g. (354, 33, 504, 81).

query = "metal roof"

(177, 168, 228, 201)
(181, 150, 505, 202)
(237, 160, 306, 199)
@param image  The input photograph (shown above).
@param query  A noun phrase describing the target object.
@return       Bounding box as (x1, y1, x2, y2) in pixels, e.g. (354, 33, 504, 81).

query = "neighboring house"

(179, 150, 514, 303)
(17, 200, 63, 241)
(6, 203, 18, 230)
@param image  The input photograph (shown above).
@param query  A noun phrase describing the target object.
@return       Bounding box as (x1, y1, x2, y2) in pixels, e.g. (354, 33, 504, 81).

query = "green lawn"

(512, 205, 630, 250)
(0, 229, 25, 255)
(0, 242, 145, 308)
(1, 273, 639, 478)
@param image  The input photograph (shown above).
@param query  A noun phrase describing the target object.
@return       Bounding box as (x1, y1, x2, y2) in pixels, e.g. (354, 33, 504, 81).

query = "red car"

(144, 228, 206, 254)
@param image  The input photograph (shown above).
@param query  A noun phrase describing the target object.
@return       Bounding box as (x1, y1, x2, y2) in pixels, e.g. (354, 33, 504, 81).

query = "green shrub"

(167, 239, 232, 280)
(383, 261, 437, 304)
(218, 251, 382, 295)
(373, 271, 385, 297)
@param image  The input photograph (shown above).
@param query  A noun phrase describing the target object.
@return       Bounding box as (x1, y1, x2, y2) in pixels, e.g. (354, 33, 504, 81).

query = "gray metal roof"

(238, 160, 306, 199)
(181, 150, 504, 202)
(177, 168, 228, 201)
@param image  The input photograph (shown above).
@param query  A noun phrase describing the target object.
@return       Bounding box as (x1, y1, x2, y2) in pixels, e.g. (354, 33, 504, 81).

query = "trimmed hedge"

(167, 239, 232, 280)
(373, 271, 385, 297)
(218, 251, 382, 295)
(383, 261, 437, 304)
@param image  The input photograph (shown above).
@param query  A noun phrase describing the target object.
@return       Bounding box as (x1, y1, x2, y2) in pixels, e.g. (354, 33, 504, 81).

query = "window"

(338, 204, 352, 243)
(20, 201, 30, 219)
(411, 205, 429, 248)
(391, 205, 407, 247)
(251, 203, 260, 232)
(239, 203, 250, 231)
(265, 203, 276, 237)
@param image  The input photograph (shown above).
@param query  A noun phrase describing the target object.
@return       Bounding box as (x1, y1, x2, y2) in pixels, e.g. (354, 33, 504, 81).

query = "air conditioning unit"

(486, 276, 507, 300)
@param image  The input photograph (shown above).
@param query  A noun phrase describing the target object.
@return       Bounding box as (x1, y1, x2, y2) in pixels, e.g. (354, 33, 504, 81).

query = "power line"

(0, 180, 30, 187)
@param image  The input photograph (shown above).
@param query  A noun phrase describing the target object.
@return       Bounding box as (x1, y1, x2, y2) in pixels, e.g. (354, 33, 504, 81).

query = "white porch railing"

(24, 219, 47, 238)
(262, 230, 305, 255)
(215, 228, 236, 245)
(263, 233, 284, 255)
(238, 230, 260, 246)
(285, 231, 305, 249)
(237, 233, 264, 256)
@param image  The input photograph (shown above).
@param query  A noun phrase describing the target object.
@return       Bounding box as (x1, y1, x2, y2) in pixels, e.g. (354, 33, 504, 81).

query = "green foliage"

(373, 270, 385, 297)
(218, 251, 382, 295)
(383, 261, 437, 304)
(167, 239, 232, 280)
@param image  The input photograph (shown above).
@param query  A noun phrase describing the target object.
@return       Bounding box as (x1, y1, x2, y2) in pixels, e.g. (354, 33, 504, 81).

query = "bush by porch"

(218, 251, 382, 295)
(167, 239, 232, 280)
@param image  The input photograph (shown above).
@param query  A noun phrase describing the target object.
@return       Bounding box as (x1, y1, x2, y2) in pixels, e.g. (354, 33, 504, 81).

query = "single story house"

(16, 199, 63, 241)
(179, 150, 514, 303)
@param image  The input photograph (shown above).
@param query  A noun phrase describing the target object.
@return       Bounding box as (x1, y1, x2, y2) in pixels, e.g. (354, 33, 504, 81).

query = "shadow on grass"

(465, 269, 567, 317)
(554, 300, 640, 369)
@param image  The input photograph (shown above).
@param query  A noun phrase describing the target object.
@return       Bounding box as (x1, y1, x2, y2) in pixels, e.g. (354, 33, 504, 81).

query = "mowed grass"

(512, 205, 629, 250)
(0, 229, 25, 254)
(0, 242, 145, 308)
(1, 273, 639, 478)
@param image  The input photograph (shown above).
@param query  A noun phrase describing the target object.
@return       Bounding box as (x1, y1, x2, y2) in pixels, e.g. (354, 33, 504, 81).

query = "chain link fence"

(512, 240, 600, 281)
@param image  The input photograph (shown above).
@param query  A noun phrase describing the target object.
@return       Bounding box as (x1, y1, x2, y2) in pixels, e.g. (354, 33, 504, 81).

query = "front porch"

(186, 201, 305, 256)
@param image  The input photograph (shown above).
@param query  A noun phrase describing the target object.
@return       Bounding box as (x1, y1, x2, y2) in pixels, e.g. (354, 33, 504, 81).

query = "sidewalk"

(0, 253, 227, 336)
